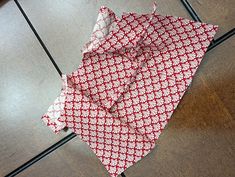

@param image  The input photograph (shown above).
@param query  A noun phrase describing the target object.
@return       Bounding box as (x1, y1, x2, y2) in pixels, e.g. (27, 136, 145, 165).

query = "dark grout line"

(121, 172, 127, 177)
(14, 0, 62, 76)
(180, 0, 202, 22)
(208, 28, 235, 51)
(5, 133, 77, 177)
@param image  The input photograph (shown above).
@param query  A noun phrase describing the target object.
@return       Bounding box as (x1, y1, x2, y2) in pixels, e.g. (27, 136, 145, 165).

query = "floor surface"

(0, 0, 234, 177)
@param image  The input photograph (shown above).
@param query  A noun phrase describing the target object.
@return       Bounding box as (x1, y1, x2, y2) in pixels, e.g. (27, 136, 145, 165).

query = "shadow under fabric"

(41, 3, 218, 177)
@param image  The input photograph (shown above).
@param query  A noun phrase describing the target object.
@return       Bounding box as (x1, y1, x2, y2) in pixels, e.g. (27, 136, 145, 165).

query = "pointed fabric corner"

(42, 4, 218, 177)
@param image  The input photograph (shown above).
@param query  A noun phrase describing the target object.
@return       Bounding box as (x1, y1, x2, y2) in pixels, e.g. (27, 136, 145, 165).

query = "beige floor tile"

(188, 0, 235, 38)
(18, 0, 191, 73)
(18, 138, 110, 177)
(0, 1, 68, 175)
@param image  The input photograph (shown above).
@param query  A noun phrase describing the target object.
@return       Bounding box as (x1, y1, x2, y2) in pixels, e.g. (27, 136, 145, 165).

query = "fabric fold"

(41, 74, 68, 133)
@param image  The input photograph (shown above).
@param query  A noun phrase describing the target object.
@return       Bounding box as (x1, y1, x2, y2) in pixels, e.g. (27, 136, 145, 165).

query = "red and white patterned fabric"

(42, 4, 218, 177)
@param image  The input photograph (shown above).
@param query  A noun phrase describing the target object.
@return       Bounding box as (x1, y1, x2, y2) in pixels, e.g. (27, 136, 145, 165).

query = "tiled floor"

(0, 0, 234, 177)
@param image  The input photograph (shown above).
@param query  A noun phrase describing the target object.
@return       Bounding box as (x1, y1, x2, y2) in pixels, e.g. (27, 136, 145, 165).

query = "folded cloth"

(42, 4, 218, 177)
